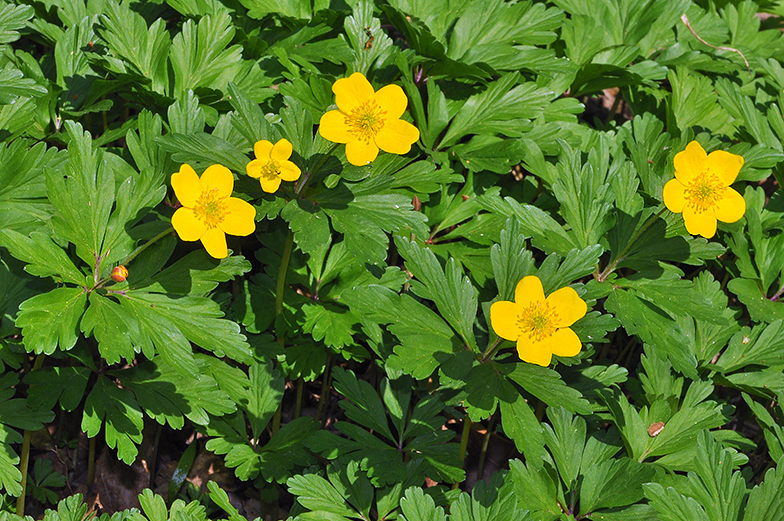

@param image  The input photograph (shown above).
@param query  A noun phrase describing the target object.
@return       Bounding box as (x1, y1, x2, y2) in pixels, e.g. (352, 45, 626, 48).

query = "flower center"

(685, 172, 724, 214)
(193, 188, 227, 229)
(258, 160, 280, 180)
(346, 100, 387, 143)
(517, 301, 560, 343)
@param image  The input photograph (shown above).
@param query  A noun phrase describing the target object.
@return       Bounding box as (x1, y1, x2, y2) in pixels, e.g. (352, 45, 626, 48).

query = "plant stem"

(275, 230, 295, 319)
(16, 355, 45, 517)
(316, 353, 333, 424)
(294, 378, 304, 419)
(122, 226, 175, 266)
(477, 413, 498, 481)
(596, 207, 667, 281)
(454, 414, 472, 489)
(295, 143, 340, 196)
(87, 436, 96, 487)
(480, 337, 503, 363)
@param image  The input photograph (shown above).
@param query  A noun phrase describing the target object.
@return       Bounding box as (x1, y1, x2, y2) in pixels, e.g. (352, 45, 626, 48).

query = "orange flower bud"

(111, 265, 129, 282)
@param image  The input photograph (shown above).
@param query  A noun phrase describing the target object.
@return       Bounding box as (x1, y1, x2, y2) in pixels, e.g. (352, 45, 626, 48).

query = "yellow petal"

(278, 161, 301, 182)
(546, 286, 587, 328)
(333, 72, 374, 113)
(246, 158, 267, 179)
(707, 149, 744, 186)
(253, 140, 273, 161)
(714, 187, 746, 224)
(260, 174, 282, 193)
(514, 276, 545, 308)
(319, 110, 353, 144)
(374, 84, 408, 120)
(172, 207, 206, 241)
(220, 197, 256, 237)
(673, 141, 707, 185)
(375, 118, 420, 155)
(683, 205, 717, 238)
(345, 138, 379, 166)
(516, 336, 552, 366)
(200, 227, 228, 259)
(271, 138, 293, 162)
(548, 328, 582, 358)
(490, 301, 523, 341)
(200, 164, 234, 197)
(663, 178, 687, 213)
(171, 164, 202, 208)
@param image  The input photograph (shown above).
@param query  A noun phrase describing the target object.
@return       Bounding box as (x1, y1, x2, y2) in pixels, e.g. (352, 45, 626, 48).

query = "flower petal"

(260, 174, 282, 193)
(345, 138, 379, 166)
(171, 164, 202, 208)
(220, 197, 256, 237)
(319, 110, 353, 144)
(200, 227, 228, 259)
(253, 140, 273, 161)
(663, 178, 687, 213)
(278, 161, 301, 182)
(375, 118, 420, 155)
(200, 164, 234, 197)
(548, 328, 582, 358)
(514, 276, 545, 308)
(333, 72, 374, 113)
(271, 138, 293, 162)
(516, 336, 552, 366)
(374, 84, 408, 120)
(683, 205, 718, 238)
(674, 141, 707, 185)
(172, 207, 206, 242)
(707, 150, 744, 186)
(246, 158, 266, 179)
(714, 187, 746, 224)
(546, 286, 587, 328)
(490, 301, 523, 341)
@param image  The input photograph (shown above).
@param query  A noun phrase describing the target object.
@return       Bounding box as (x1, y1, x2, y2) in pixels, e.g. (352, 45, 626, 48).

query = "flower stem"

(17, 355, 45, 517)
(480, 337, 503, 363)
(596, 207, 667, 282)
(453, 414, 472, 490)
(275, 230, 295, 318)
(122, 226, 175, 266)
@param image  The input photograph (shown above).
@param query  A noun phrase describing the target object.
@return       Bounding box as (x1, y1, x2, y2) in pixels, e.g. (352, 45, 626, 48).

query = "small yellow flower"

(663, 140, 746, 238)
(490, 276, 587, 367)
(171, 164, 256, 259)
(246, 138, 301, 193)
(319, 72, 420, 166)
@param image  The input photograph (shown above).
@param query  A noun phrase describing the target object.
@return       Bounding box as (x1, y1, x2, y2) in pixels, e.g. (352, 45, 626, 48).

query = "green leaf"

(499, 392, 548, 469)
(716, 321, 784, 373)
(318, 189, 428, 265)
(744, 457, 784, 521)
(24, 367, 90, 412)
(81, 293, 139, 364)
(137, 250, 250, 296)
(342, 285, 458, 379)
(579, 458, 656, 514)
(157, 132, 250, 174)
(0, 4, 34, 44)
(491, 219, 535, 302)
(82, 376, 144, 465)
(399, 487, 447, 521)
(438, 73, 554, 148)
(119, 356, 235, 428)
(508, 459, 562, 521)
(396, 237, 478, 349)
(169, 13, 243, 97)
(287, 473, 357, 519)
(332, 367, 395, 441)
(16, 288, 87, 355)
(246, 360, 284, 440)
(508, 363, 591, 415)
(0, 230, 85, 286)
(281, 199, 331, 257)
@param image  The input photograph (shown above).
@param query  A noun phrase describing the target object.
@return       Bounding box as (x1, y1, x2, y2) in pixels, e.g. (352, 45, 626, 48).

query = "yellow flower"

(246, 138, 301, 193)
(171, 164, 256, 259)
(490, 276, 587, 367)
(663, 140, 746, 238)
(319, 72, 420, 166)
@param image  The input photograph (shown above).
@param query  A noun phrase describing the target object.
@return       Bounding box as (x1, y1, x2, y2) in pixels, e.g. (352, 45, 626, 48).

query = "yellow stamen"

(345, 100, 387, 143)
(193, 188, 227, 229)
(685, 172, 724, 214)
(517, 301, 559, 343)
(257, 160, 280, 180)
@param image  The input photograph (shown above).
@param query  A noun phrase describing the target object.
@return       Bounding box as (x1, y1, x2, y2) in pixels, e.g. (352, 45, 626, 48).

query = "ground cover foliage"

(1, 0, 784, 519)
